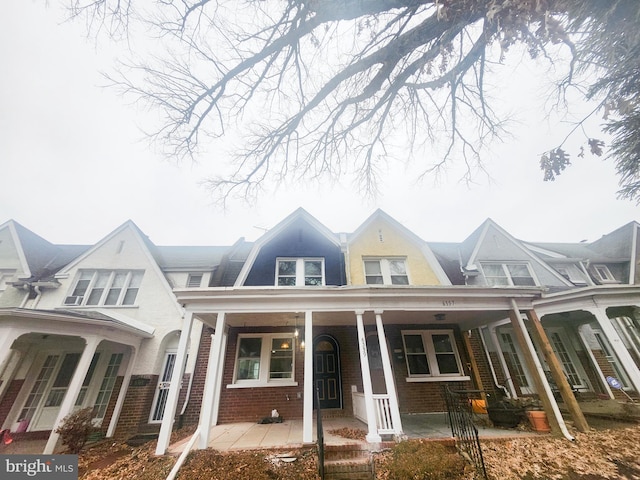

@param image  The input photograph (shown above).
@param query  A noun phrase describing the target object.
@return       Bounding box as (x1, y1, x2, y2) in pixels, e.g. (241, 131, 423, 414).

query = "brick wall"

(384, 325, 473, 412)
(113, 374, 158, 438)
(181, 323, 210, 426)
(0, 378, 24, 428)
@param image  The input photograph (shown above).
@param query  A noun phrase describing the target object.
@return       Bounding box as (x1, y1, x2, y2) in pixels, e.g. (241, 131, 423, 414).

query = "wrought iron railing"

(442, 386, 488, 480)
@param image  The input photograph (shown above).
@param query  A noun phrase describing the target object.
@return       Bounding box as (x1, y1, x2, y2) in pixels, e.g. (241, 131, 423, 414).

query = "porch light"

(434, 313, 446, 322)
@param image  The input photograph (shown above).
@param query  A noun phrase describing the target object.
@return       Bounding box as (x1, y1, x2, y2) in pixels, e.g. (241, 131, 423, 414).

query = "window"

(481, 263, 536, 286)
(276, 258, 324, 286)
(364, 258, 409, 285)
(401, 330, 464, 379)
(64, 270, 144, 306)
(232, 334, 296, 386)
(593, 264, 616, 283)
(186, 274, 203, 287)
(93, 353, 123, 419)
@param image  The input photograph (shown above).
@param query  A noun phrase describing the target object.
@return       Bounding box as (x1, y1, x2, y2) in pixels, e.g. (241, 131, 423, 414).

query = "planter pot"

(526, 410, 551, 432)
(487, 406, 525, 428)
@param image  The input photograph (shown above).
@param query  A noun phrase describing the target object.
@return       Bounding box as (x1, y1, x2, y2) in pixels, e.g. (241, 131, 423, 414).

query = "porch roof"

(175, 285, 544, 330)
(0, 307, 155, 339)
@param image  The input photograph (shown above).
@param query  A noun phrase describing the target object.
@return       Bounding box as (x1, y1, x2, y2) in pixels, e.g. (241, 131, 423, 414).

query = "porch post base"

(365, 433, 382, 443)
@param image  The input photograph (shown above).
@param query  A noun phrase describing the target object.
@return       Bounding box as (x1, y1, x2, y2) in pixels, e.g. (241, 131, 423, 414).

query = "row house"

(1, 211, 639, 456)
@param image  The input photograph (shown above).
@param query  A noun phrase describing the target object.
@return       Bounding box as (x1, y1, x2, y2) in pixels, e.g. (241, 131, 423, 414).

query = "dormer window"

(64, 270, 144, 306)
(364, 258, 409, 285)
(276, 258, 324, 286)
(481, 263, 536, 286)
(593, 264, 616, 283)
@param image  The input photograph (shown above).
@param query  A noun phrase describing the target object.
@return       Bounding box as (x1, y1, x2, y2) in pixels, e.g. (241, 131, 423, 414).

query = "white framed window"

(401, 330, 466, 381)
(64, 270, 144, 306)
(186, 273, 203, 288)
(593, 264, 616, 283)
(231, 334, 297, 387)
(364, 258, 409, 285)
(481, 262, 536, 286)
(276, 258, 324, 286)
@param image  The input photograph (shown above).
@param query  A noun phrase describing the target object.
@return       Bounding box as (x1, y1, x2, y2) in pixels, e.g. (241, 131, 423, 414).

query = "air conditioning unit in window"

(64, 296, 84, 305)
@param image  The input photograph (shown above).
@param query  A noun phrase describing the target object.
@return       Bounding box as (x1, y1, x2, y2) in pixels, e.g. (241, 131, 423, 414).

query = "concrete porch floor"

(168, 413, 536, 454)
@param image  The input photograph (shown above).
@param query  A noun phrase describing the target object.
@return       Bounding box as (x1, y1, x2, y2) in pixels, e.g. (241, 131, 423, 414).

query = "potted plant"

(485, 393, 531, 428)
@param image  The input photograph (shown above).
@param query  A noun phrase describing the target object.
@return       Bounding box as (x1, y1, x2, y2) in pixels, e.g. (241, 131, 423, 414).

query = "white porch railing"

(351, 387, 395, 435)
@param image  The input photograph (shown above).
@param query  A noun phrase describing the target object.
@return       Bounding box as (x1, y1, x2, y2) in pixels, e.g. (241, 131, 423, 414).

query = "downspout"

(478, 327, 509, 397)
(510, 299, 574, 441)
(32, 286, 42, 309)
(178, 321, 204, 428)
(630, 223, 637, 284)
(18, 284, 29, 308)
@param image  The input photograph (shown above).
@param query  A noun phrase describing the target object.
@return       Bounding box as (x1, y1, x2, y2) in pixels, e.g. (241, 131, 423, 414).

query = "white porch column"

(356, 311, 381, 443)
(374, 310, 403, 436)
(198, 312, 226, 450)
(210, 328, 228, 429)
(44, 335, 101, 454)
(156, 311, 194, 455)
(589, 306, 640, 394)
(303, 311, 314, 443)
(0, 328, 25, 402)
(106, 344, 139, 438)
(510, 300, 573, 440)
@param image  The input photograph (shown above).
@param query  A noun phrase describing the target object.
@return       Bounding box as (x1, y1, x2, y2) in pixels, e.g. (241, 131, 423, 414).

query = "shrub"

(55, 407, 98, 454)
(383, 440, 467, 480)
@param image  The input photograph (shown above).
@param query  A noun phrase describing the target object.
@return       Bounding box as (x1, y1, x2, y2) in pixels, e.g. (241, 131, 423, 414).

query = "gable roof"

(0, 220, 90, 282)
(55, 220, 185, 316)
(350, 209, 451, 285)
(233, 208, 340, 286)
(460, 218, 574, 287)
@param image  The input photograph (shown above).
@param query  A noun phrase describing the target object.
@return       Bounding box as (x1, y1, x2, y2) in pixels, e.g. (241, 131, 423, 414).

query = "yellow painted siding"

(348, 218, 442, 286)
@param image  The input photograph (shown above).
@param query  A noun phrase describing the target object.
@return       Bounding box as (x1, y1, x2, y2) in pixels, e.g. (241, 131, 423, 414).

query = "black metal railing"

(442, 386, 488, 480)
(316, 386, 325, 480)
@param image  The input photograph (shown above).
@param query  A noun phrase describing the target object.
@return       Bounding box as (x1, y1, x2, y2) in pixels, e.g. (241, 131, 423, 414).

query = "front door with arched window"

(313, 335, 342, 409)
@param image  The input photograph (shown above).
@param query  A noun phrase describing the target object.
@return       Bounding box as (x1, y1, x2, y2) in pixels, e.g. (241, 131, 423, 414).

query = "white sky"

(1, 1, 638, 247)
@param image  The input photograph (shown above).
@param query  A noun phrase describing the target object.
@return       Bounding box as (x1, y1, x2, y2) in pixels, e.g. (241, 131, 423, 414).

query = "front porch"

(167, 413, 536, 454)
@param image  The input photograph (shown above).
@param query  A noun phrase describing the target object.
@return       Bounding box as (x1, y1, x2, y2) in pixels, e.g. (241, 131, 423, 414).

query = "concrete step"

(324, 457, 373, 480)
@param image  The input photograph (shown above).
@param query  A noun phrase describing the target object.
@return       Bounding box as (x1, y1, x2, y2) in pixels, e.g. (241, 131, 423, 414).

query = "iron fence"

(442, 386, 488, 480)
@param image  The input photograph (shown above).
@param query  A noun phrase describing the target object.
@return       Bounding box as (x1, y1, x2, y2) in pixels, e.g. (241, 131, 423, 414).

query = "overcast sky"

(1, 1, 638, 248)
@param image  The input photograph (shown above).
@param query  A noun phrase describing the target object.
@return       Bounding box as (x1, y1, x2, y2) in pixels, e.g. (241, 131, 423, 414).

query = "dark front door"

(313, 335, 342, 409)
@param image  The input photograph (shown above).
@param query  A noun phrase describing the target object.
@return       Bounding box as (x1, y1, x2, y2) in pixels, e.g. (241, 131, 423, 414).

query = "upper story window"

(364, 258, 409, 285)
(276, 258, 324, 286)
(592, 264, 616, 283)
(64, 270, 144, 306)
(186, 273, 203, 287)
(481, 262, 536, 286)
(402, 330, 464, 379)
(232, 334, 296, 386)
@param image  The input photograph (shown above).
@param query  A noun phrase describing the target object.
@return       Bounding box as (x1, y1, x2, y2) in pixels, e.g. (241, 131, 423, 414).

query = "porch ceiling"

(194, 308, 512, 330)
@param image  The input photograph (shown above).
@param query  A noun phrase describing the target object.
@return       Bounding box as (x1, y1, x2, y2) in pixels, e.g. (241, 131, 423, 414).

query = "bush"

(55, 407, 98, 454)
(382, 440, 467, 480)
